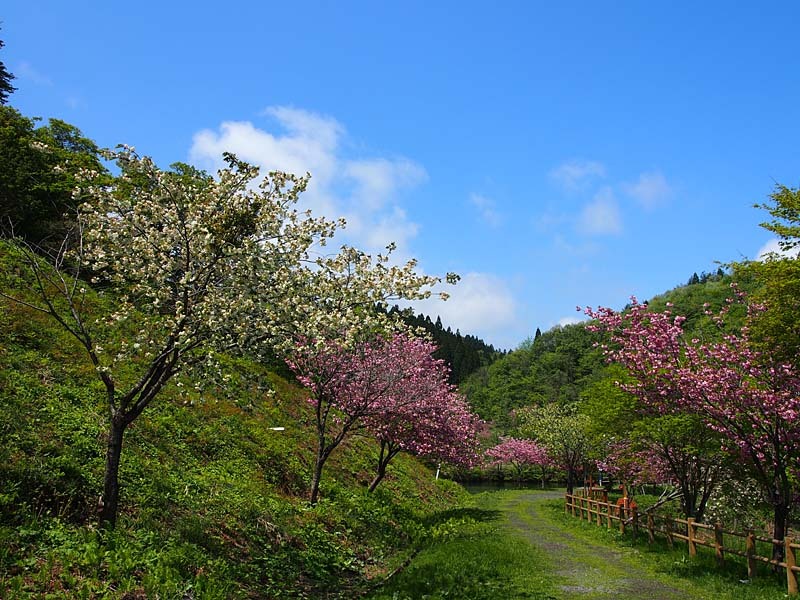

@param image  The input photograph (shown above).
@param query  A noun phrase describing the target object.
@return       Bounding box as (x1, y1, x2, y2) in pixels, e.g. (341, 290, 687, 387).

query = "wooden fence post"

(665, 516, 674, 549)
(571, 495, 576, 517)
(596, 500, 602, 526)
(745, 529, 756, 579)
(607, 500, 612, 529)
(687, 518, 697, 557)
(632, 507, 639, 540)
(647, 512, 655, 544)
(586, 499, 592, 523)
(619, 503, 626, 535)
(786, 537, 798, 596)
(714, 521, 724, 567)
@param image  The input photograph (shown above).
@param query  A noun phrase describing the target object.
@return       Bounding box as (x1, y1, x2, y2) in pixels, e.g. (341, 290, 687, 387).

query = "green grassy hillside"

(0, 242, 466, 598)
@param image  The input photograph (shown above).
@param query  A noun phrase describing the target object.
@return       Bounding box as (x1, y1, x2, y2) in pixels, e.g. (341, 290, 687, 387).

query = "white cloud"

(16, 61, 52, 86)
(623, 171, 671, 209)
(345, 158, 427, 212)
(469, 193, 502, 227)
(409, 272, 518, 345)
(577, 187, 622, 235)
(756, 238, 800, 261)
(550, 160, 606, 191)
(189, 106, 425, 256)
(556, 315, 584, 327)
(262, 105, 343, 149)
(362, 206, 420, 251)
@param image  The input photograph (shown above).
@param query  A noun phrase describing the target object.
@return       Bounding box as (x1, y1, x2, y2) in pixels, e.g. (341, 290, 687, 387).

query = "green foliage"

(729, 183, 800, 369)
(736, 254, 800, 369)
(647, 271, 750, 337)
(0, 106, 108, 249)
(580, 364, 638, 454)
(461, 322, 603, 429)
(756, 183, 800, 252)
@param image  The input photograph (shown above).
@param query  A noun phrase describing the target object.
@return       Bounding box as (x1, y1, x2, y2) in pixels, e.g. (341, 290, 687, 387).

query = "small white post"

(435, 463, 441, 480)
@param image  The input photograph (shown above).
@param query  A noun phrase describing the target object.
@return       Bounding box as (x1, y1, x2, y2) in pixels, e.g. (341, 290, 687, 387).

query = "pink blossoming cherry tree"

(586, 292, 800, 558)
(288, 333, 481, 503)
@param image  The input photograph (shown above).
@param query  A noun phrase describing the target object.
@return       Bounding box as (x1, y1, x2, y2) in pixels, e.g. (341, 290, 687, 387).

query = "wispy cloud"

(190, 107, 527, 347)
(15, 61, 52, 86)
(550, 160, 606, 191)
(189, 106, 426, 257)
(577, 187, 622, 235)
(345, 158, 427, 212)
(65, 95, 87, 110)
(469, 193, 502, 227)
(623, 171, 672, 209)
(551, 234, 602, 257)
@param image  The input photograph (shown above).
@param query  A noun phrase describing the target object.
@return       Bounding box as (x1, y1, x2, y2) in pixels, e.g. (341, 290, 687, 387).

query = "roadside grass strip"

(541, 497, 789, 600)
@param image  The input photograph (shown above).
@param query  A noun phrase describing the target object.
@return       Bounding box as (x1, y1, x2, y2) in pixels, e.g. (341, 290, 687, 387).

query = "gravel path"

(502, 491, 695, 600)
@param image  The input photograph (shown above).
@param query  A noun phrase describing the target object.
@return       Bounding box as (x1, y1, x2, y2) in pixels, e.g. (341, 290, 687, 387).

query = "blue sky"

(4, 2, 800, 349)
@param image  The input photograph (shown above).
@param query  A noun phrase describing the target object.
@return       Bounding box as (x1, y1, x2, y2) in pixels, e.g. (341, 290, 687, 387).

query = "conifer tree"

(0, 32, 15, 104)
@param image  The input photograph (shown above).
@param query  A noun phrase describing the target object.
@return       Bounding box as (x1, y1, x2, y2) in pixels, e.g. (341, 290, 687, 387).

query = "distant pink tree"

(485, 437, 550, 481)
(366, 388, 482, 491)
(287, 333, 471, 503)
(586, 292, 800, 556)
(598, 438, 677, 489)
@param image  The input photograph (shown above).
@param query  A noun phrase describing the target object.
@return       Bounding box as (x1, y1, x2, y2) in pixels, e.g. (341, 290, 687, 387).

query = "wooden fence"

(564, 492, 800, 596)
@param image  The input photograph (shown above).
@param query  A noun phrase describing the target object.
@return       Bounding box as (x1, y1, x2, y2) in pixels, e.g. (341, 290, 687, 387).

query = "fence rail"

(564, 492, 800, 596)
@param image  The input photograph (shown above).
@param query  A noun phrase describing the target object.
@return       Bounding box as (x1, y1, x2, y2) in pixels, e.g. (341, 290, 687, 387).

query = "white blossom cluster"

(67, 147, 451, 401)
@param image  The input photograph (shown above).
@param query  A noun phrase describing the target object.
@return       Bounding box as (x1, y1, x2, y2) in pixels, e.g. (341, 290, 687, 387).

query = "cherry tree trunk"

(566, 468, 576, 495)
(368, 463, 387, 492)
(773, 502, 791, 563)
(99, 414, 127, 528)
(309, 445, 328, 505)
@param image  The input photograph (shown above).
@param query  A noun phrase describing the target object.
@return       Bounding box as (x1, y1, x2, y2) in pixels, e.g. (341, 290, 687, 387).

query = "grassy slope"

(0, 242, 467, 598)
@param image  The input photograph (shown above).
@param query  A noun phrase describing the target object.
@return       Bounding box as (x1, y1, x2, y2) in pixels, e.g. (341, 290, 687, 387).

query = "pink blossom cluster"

(596, 439, 672, 486)
(368, 388, 483, 468)
(584, 296, 800, 473)
(484, 437, 550, 469)
(288, 332, 483, 469)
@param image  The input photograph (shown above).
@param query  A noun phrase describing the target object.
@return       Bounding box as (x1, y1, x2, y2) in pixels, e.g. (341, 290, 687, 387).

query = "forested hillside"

(459, 268, 742, 429)
(460, 322, 603, 427)
(391, 307, 504, 384)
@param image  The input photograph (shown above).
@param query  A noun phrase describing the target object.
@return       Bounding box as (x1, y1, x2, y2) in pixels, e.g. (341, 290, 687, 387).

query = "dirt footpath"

(503, 491, 697, 600)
